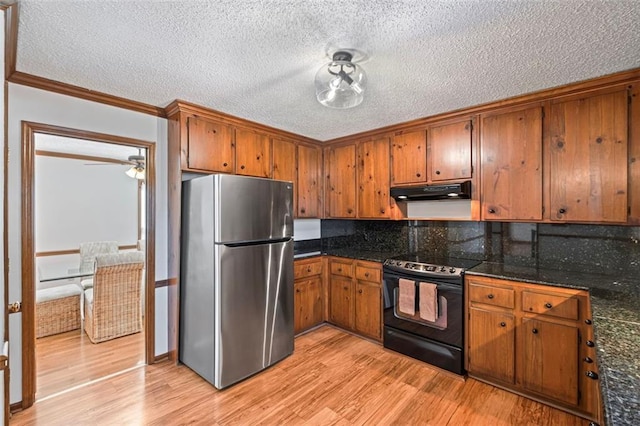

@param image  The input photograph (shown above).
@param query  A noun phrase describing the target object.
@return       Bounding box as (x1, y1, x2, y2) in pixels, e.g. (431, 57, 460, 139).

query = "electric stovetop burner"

(383, 252, 482, 278)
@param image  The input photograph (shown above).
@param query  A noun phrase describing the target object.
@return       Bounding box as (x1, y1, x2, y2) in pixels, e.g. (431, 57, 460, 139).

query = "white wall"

(35, 155, 139, 278)
(7, 83, 168, 403)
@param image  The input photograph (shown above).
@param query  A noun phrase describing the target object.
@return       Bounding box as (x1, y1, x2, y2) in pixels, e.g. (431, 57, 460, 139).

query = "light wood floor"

(13, 325, 588, 425)
(35, 328, 144, 400)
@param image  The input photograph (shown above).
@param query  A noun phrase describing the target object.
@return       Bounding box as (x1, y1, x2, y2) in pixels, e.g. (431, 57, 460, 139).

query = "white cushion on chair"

(84, 288, 94, 312)
(36, 284, 82, 303)
(80, 278, 94, 289)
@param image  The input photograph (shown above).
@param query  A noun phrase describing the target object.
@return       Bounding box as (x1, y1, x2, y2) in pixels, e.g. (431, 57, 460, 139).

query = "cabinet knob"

(223, 162, 228, 167)
(347, 208, 354, 214)
(240, 165, 245, 170)
(585, 319, 592, 325)
(307, 267, 311, 272)
(544, 302, 553, 309)
(584, 356, 593, 363)
(295, 288, 300, 293)
(532, 328, 538, 334)
(586, 340, 595, 347)
(488, 208, 496, 214)
(585, 371, 599, 380)
(416, 173, 421, 178)
(499, 322, 506, 327)
(358, 289, 363, 294)
(343, 286, 348, 290)
(558, 208, 566, 214)
(487, 294, 494, 299)
(365, 272, 369, 277)
(435, 170, 441, 175)
(300, 208, 306, 214)
(337, 268, 342, 272)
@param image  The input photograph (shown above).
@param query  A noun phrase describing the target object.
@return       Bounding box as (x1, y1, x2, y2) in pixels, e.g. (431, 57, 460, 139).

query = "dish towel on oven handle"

(398, 278, 416, 316)
(419, 282, 438, 322)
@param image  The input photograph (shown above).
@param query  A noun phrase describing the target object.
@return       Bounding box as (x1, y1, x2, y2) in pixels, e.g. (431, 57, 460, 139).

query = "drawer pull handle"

(499, 322, 506, 327)
(585, 371, 599, 380)
(544, 302, 553, 309)
(584, 357, 593, 363)
(558, 208, 566, 214)
(532, 328, 538, 334)
(487, 294, 494, 299)
(586, 340, 595, 347)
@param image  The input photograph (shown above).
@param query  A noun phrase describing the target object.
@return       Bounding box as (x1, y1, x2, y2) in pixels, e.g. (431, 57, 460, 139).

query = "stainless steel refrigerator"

(179, 174, 294, 389)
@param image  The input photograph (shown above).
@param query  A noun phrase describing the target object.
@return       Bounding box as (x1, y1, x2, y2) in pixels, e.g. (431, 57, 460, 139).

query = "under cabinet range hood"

(390, 181, 472, 201)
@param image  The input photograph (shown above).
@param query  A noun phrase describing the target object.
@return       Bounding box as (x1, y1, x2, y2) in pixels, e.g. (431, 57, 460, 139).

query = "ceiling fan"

(83, 150, 146, 180)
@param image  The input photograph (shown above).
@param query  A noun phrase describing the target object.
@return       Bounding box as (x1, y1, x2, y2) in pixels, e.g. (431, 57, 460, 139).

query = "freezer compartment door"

(214, 239, 294, 389)
(215, 174, 293, 243)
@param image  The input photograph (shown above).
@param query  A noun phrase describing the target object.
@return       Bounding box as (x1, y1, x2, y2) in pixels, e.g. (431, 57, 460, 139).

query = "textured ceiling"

(16, 1, 640, 141)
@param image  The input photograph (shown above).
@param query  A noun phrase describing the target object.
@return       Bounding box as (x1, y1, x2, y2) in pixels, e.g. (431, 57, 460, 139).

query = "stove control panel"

(383, 259, 464, 277)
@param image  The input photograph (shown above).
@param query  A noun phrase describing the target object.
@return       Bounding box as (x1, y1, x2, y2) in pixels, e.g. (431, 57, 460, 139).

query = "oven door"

(382, 269, 463, 349)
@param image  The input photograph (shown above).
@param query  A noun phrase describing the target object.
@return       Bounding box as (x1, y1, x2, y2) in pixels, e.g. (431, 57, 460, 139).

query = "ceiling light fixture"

(315, 50, 366, 109)
(125, 151, 146, 180)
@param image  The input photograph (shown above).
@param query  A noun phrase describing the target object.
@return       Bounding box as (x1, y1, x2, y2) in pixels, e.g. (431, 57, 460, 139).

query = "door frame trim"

(20, 121, 156, 408)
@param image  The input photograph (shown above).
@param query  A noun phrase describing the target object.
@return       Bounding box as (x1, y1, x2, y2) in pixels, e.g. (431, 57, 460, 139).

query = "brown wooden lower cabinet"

(293, 257, 325, 334)
(465, 275, 602, 424)
(328, 257, 382, 342)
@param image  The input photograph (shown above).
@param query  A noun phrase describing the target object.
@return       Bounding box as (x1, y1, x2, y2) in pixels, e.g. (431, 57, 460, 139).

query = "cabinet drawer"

(521, 291, 578, 320)
(330, 260, 353, 277)
(469, 283, 515, 309)
(355, 265, 380, 283)
(294, 259, 323, 279)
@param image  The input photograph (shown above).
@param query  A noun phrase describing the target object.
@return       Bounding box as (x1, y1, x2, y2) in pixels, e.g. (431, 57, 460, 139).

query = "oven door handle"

(383, 272, 463, 293)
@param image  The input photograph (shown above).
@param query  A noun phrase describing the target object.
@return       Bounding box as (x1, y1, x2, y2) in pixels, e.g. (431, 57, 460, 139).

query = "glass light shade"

(315, 59, 366, 109)
(125, 165, 145, 180)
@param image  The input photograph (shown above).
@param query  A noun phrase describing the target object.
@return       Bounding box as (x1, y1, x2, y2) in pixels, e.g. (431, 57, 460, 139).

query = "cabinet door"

(548, 90, 628, 223)
(298, 144, 322, 217)
(355, 281, 381, 341)
(294, 276, 323, 334)
(329, 276, 353, 329)
(235, 127, 271, 178)
(468, 307, 515, 384)
(325, 144, 357, 218)
(272, 138, 297, 214)
(186, 116, 234, 173)
(358, 137, 391, 218)
(429, 120, 472, 181)
(391, 130, 427, 185)
(481, 106, 543, 220)
(521, 318, 579, 406)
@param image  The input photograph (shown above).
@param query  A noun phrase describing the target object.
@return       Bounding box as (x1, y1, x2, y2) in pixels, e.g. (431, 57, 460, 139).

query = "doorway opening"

(21, 122, 156, 408)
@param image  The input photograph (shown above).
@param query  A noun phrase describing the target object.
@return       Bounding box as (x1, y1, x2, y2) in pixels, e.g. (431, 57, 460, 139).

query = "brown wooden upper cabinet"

(235, 127, 271, 178)
(358, 137, 391, 218)
(547, 89, 628, 223)
(481, 106, 543, 221)
(297, 144, 322, 218)
(325, 143, 357, 218)
(272, 137, 297, 211)
(185, 116, 234, 173)
(391, 130, 427, 185)
(428, 119, 473, 182)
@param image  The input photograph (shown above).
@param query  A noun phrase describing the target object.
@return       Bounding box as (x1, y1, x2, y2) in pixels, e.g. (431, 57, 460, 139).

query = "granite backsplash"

(321, 220, 640, 277)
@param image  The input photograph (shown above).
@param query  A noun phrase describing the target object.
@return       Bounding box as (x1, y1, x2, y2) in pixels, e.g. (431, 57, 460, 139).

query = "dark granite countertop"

(467, 262, 640, 426)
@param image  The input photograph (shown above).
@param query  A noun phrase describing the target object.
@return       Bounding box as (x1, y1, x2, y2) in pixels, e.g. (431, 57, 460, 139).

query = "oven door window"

(383, 272, 463, 348)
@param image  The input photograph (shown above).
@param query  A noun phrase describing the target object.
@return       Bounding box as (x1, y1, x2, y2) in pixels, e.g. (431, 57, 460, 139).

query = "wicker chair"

(78, 241, 119, 290)
(84, 251, 144, 343)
